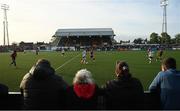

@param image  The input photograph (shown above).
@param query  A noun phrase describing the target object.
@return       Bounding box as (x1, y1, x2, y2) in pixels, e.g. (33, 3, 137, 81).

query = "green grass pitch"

(0, 50, 180, 91)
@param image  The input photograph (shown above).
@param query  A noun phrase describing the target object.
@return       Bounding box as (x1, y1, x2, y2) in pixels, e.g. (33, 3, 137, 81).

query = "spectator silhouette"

(102, 61, 144, 109)
(149, 57, 180, 110)
(66, 69, 101, 110)
(0, 83, 8, 96)
(20, 59, 68, 109)
(0, 83, 8, 109)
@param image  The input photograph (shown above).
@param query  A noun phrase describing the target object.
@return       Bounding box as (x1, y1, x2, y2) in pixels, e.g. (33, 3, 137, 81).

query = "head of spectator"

(29, 59, 55, 80)
(72, 69, 95, 99)
(149, 57, 180, 110)
(102, 61, 144, 110)
(115, 61, 131, 78)
(20, 58, 68, 109)
(73, 69, 94, 84)
(161, 57, 176, 71)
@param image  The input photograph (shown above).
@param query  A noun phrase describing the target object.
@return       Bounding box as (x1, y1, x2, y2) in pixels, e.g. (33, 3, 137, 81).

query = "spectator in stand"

(66, 69, 101, 110)
(102, 61, 144, 110)
(149, 57, 180, 110)
(10, 50, 17, 67)
(20, 59, 68, 109)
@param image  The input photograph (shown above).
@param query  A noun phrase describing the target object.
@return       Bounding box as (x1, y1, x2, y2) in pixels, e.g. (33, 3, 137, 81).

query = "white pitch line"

(55, 53, 81, 71)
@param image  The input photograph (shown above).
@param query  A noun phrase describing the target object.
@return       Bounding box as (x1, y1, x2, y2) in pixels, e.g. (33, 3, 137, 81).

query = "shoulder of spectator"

(101, 80, 114, 91)
(0, 84, 8, 95)
(53, 74, 69, 88)
(157, 71, 167, 78)
(20, 73, 31, 89)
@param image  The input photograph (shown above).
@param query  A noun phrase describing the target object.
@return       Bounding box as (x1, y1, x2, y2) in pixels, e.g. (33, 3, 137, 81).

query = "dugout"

(51, 28, 115, 50)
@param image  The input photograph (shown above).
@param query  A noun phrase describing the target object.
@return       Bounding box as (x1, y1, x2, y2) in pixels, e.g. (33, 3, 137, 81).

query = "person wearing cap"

(20, 59, 68, 109)
(149, 57, 180, 110)
(66, 69, 101, 110)
(102, 61, 144, 109)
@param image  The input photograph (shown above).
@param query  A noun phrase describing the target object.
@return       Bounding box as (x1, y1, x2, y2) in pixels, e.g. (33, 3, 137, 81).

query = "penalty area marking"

(55, 53, 81, 71)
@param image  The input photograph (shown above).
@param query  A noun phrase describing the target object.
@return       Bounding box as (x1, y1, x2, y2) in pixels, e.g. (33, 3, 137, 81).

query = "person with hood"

(66, 69, 100, 110)
(20, 59, 68, 109)
(102, 61, 144, 110)
(149, 57, 180, 110)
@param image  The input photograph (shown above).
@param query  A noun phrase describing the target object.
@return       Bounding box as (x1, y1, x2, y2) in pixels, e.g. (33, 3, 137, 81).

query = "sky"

(0, 0, 179, 45)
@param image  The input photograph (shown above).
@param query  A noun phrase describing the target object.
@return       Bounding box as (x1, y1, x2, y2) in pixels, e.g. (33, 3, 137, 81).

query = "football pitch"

(0, 50, 180, 92)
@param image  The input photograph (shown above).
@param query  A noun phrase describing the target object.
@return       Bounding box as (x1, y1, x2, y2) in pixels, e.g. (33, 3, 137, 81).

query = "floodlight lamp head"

(1, 4, 9, 10)
(160, 0, 168, 6)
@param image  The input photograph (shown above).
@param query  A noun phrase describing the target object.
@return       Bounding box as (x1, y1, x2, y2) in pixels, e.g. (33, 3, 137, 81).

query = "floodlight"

(160, 0, 168, 6)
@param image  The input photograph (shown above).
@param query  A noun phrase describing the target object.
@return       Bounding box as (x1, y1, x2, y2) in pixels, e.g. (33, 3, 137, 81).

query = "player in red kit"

(10, 50, 17, 67)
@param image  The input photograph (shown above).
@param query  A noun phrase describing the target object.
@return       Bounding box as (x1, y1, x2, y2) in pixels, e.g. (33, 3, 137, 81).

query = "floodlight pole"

(1, 4, 9, 46)
(3, 21, 5, 46)
(161, 0, 168, 33)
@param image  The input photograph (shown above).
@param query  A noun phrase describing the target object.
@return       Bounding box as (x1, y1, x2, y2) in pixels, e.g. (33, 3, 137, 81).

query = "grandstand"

(51, 28, 115, 49)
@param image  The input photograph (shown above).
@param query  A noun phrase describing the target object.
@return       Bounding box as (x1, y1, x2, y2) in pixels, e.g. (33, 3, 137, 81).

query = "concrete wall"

(0, 91, 160, 110)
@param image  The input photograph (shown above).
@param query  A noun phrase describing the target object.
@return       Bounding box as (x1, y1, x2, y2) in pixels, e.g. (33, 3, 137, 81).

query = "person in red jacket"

(66, 69, 101, 110)
(10, 50, 17, 67)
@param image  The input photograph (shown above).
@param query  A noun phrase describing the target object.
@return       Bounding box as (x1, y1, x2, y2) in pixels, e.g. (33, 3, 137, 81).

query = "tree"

(120, 40, 122, 44)
(160, 32, 171, 44)
(171, 38, 176, 44)
(175, 33, 180, 44)
(11, 42, 17, 46)
(144, 38, 148, 44)
(149, 32, 160, 44)
(133, 38, 143, 44)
